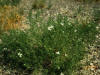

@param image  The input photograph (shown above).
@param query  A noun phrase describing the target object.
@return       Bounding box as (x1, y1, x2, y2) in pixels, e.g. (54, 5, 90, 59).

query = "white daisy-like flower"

(74, 29, 77, 32)
(58, 66, 60, 69)
(3, 48, 7, 50)
(61, 23, 64, 26)
(68, 22, 71, 25)
(96, 26, 99, 29)
(18, 52, 22, 58)
(56, 51, 60, 55)
(96, 35, 99, 38)
(65, 53, 68, 57)
(60, 72, 64, 75)
(48, 26, 54, 31)
(90, 63, 94, 66)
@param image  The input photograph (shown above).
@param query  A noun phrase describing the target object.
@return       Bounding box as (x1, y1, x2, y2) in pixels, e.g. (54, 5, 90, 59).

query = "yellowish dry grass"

(0, 5, 26, 32)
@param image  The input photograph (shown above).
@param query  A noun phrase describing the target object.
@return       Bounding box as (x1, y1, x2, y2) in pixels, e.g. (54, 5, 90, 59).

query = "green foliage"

(93, 8, 100, 23)
(32, 0, 47, 9)
(0, 0, 21, 6)
(75, 0, 99, 3)
(0, 12, 99, 75)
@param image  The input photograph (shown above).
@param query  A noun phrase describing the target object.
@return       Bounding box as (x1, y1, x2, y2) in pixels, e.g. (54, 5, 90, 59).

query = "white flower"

(48, 26, 54, 31)
(58, 66, 60, 69)
(96, 26, 99, 29)
(68, 22, 71, 25)
(18, 52, 22, 58)
(65, 53, 68, 57)
(60, 72, 64, 75)
(96, 35, 99, 38)
(74, 29, 77, 32)
(56, 51, 60, 55)
(61, 23, 64, 26)
(3, 48, 7, 50)
(90, 63, 94, 66)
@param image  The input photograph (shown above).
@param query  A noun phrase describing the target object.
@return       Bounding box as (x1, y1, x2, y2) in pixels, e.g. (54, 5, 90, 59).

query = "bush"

(0, 13, 99, 75)
(32, 0, 47, 9)
(0, 0, 21, 6)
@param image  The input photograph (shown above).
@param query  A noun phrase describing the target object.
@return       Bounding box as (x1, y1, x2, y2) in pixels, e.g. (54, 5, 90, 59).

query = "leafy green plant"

(40, 14, 98, 75)
(0, 0, 21, 6)
(93, 8, 100, 23)
(0, 12, 99, 75)
(32, 0, 46, 9)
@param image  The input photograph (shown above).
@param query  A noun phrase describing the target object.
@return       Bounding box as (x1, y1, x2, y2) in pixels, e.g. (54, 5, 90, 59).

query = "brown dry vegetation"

(0, 5, 28, 32)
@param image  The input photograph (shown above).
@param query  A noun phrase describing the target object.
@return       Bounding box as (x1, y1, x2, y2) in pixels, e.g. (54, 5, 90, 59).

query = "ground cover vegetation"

(0, 0, 100, 75)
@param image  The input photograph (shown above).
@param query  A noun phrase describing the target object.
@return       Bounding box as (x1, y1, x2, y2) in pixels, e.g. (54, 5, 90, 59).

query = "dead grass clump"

(0, 5, 25, 32)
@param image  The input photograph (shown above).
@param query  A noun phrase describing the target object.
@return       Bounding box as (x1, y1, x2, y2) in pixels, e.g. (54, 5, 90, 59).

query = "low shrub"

(0, 13, 99, 75)
(32, 0, 47, 9)
(0, 0, 21, 6)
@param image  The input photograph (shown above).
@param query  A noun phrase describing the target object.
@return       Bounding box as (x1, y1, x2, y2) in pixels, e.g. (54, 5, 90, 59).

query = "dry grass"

(0, 5, 26, 32)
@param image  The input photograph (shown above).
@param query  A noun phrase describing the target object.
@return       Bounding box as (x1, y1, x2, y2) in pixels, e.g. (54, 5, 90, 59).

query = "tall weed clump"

(0, 13, 99, 75)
